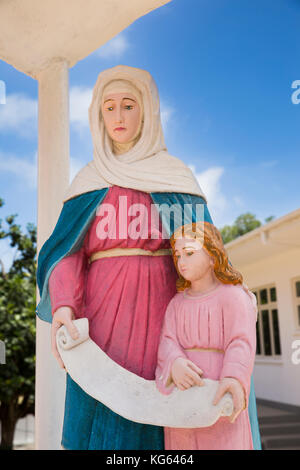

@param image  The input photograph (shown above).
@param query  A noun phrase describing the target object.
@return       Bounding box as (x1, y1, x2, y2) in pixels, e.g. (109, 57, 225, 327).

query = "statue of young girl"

(155, 221, 258, 450)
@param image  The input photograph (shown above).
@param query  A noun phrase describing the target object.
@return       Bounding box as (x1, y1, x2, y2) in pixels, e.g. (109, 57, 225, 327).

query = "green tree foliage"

(0, 197, 36, 449)
(219, 212, 275, 244)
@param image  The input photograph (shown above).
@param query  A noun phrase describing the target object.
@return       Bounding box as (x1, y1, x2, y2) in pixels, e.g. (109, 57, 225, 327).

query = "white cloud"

(259, 160, 278, 168)
(69, 155, 87, 183)
(96, 33, 130, 59)
(0, 92, 37, 138)
(0, 150, 37, 189)
(0, 148, 88, 188)
(69, 85, 93, 137)
(190, 165, 226, 210)
(160, 101, 174, 134)
(188, 164, 227, 224)
(0, 87, 93, 140)
(70, 86, 92, 126)
(0, 238, 17, 274)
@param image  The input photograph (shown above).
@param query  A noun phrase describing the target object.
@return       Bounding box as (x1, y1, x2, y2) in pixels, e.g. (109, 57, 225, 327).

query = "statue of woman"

(36, 65, 261, 450)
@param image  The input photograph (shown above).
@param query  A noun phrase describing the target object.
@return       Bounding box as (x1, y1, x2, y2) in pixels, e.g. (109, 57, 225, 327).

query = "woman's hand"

(213, 377, 246, 423)
(171, 357, 204, 391)
(51, 306, 79, 370)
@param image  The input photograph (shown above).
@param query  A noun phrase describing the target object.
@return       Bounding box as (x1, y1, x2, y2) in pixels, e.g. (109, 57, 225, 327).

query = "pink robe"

(49, 185, 178, 379)
(155, 282, 257, 450)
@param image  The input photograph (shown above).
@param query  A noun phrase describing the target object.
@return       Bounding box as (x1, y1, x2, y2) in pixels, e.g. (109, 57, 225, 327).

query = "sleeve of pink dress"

(48, 234, 89, 318)
(219, 287, 257, 406)
(155, 296, 188, 395)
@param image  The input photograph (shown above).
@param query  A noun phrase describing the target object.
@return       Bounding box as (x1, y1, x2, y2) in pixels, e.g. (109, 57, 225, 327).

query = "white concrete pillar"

(35, 59, 70, 450)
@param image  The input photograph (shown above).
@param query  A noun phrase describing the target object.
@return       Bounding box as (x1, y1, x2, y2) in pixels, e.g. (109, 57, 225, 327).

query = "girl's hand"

(213, 377, 246, 423)
(51, 306, 79, 370)
(171, 357, 204, 391)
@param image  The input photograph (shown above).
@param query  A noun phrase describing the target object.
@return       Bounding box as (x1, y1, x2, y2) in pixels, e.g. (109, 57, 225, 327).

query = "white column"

(35, 59, 70, 450)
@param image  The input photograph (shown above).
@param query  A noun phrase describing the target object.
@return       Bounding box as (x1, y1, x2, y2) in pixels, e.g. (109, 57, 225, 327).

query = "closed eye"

(174, 251, 194, 258)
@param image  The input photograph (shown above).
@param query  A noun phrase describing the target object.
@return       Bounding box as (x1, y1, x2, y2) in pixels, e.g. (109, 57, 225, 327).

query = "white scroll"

(57, 318, 234, 428)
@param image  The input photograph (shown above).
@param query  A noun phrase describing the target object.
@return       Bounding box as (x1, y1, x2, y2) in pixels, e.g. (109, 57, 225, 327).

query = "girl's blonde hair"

(170, 222, 243, 292)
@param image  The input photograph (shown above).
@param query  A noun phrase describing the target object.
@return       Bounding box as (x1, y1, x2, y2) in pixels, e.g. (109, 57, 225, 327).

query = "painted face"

(101, 92, 142, 144)
(174, 237, 214, 282)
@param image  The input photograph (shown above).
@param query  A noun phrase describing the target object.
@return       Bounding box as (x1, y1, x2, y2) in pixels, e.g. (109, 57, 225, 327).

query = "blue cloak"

(36, 188, 261, 450)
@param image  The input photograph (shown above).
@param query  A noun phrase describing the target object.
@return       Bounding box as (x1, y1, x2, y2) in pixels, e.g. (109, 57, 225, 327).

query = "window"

(292, 277, 300, 329)
(253, 285, 281, 358)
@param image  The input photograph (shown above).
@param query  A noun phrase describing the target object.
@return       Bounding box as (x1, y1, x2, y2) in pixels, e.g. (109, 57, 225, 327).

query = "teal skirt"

(61, 374, 164, 450)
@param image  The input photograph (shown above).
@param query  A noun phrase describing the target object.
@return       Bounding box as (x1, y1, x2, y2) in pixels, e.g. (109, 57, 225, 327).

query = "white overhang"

(225, 208, 300, 268)
(0, 0, 171, 78)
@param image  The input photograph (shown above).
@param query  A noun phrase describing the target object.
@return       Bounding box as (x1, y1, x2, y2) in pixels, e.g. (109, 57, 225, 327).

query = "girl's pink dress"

(155, 282, 257, 450)
(48, 185, 178, 380)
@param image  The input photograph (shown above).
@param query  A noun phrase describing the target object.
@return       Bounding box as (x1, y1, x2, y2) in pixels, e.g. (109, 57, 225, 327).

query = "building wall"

(237, 246, 300, 407)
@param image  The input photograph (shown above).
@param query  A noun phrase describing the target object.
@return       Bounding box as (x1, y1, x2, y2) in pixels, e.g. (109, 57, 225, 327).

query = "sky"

(0, 0, 300, 270)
